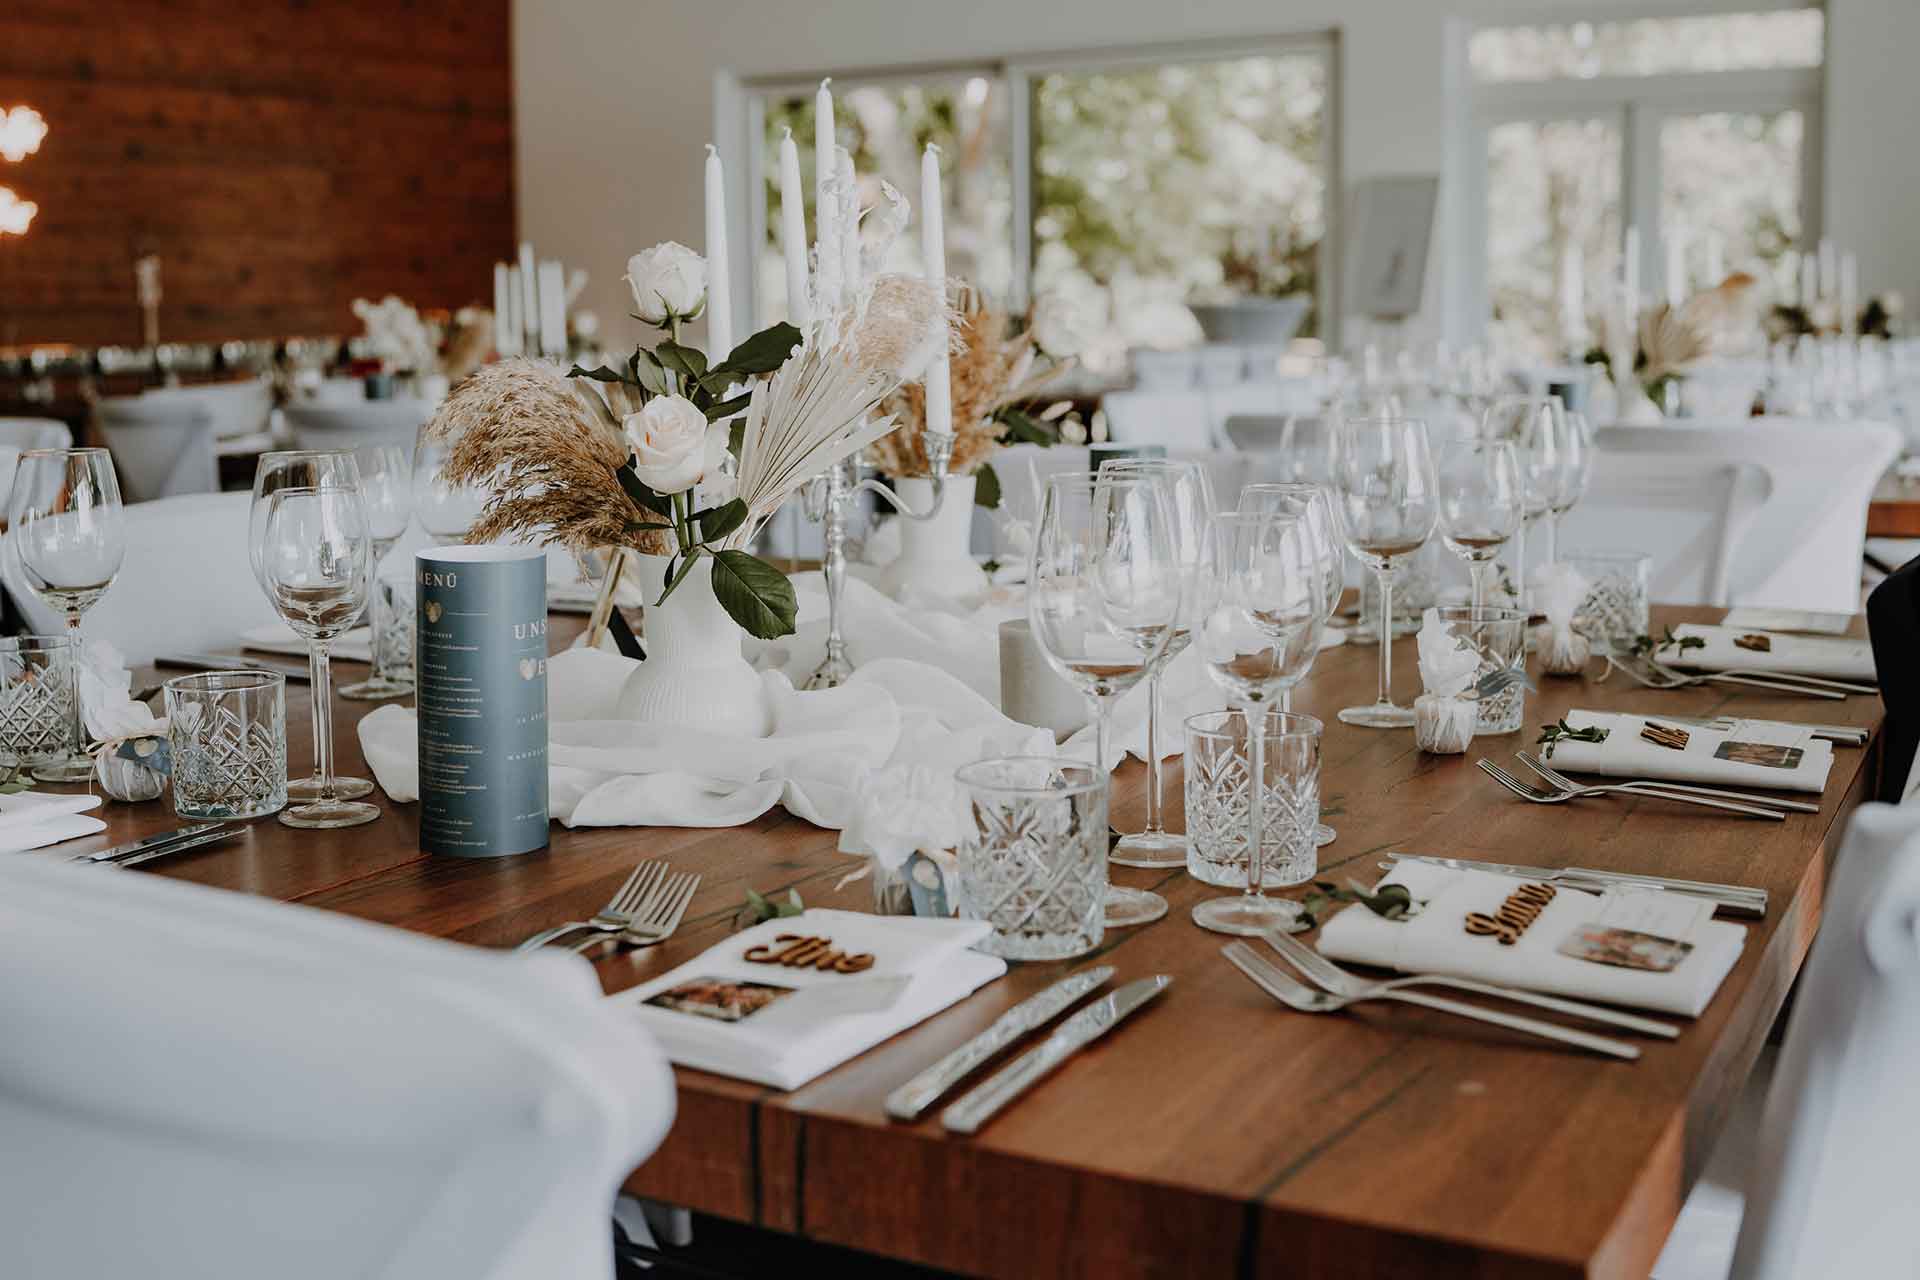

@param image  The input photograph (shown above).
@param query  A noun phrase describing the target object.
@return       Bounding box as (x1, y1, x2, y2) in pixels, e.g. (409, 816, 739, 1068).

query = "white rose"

(624, 242, 707, 325)
(1031, 289, 1103, 358)
(624, 395, 728, 495)
(836, 766, 971, 870)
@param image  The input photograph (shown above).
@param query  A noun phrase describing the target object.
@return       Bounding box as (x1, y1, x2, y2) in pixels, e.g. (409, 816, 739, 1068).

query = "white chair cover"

(1556, 453, 1771, 607)
(1129, 349, 1197, 389)
(141, 377, 273, 440)
(286, 400, 435, 453)
(1101, 390, 1214, 452)
(1221, 413, 1335, 484)
(992, 444, 1252, 561)
(0, 417, 73, 453)
(93, 396, 219, 501)
(0, 856, 675, 1280)
(1194, 344, 1247, 389)
(1595, 420, 1899, 612)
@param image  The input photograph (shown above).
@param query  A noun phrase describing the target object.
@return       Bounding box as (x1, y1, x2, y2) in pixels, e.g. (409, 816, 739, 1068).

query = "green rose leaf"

(703, 390, 753, 422)
(654, 547, 705, 607)
(614, 463, 673, 519)
(727, 417, 746, 459)
(628, 348, 671, 398)
(974, 462, 1002, 509)
(714, 323, 803, 378)
(697, 498, 749, 544)
(710, 549, 798, 639)
(997, 407, 1056, 446)
(567, 363, 628, 385)
(654, 341, 709, 385)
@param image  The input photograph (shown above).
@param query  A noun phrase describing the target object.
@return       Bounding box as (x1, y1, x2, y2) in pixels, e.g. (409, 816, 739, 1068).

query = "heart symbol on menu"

(425, 601, 443, 624)
(519, 658, 537, 681)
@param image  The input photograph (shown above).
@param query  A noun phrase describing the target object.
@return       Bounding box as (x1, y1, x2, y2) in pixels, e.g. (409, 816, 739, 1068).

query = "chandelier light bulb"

(0, 106, 48, 163)
(0, 186, 37, 235)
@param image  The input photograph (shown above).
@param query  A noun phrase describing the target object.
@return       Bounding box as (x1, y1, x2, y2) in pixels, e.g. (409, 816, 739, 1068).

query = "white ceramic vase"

(616, 554, 769, 737)
(875, 474, 987, 602)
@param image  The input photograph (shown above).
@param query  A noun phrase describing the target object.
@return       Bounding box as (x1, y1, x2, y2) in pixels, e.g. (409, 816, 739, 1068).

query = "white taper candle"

(704, 143, 733, 360)
(836, 146, 860, 300)
(778, 127, 810, 328)
(920, 143, 952, 443)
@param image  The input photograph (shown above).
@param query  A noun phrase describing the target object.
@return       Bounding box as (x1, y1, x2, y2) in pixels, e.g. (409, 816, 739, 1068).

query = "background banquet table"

(64, 604, 1883, 1280)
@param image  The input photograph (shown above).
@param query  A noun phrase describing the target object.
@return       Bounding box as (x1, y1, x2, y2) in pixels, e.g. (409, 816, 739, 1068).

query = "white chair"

(1653, 802, 1920, 1278)
(991, 444, 1251, 563)
(141, 376, 273, 441)
(1595, 420, 1900, 612)
(1100, 390, 1213, 452)
(286, 400, 435, 453)
(1129, 349, 1197, 389)
(0, 856, 675, 1280)
(0, 417, 73, 452)
(1557, 453, 1771, 607)
(1205, 383, 1318, 448)
(1222, 413, 1336, 484)
(93, 396, 219, 501)
(3, 491, 281, 663)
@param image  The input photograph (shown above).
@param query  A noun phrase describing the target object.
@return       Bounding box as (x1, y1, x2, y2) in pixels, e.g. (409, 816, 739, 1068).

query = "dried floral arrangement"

(1583, 274, 1757, 403)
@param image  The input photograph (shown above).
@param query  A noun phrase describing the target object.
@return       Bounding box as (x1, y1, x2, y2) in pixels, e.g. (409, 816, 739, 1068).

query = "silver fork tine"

(643, 873, 690, 929)
(515, 861, 661, 951)
(613, 861, 666, 915)
(1516, 751, 1817, 814)
(658, 874, 700, 934)
(1478, 759, 1554, 800)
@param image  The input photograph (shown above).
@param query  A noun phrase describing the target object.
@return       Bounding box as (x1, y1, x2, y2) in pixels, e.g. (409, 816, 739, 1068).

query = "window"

(1470, 8, 1823, 361)
(739, 36, 1336, 369)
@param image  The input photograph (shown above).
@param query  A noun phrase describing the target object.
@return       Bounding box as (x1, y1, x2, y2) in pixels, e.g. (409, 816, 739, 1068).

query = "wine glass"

(412, 430, 486, 544)
(1435, 438, 1524, 612)
(1329, 417, 1438, 728)
(259, 483, 379, 829)
(1476, 395, 1542, 606)
(1192, 510, 1323, 935)
(1098, 457, 1217, 869)
(340, 444, 414, 701)
(251, 451, 375, 802)
(1239, 482, 1343, 847)
(8, 448, 125, 781)
(1546, 409, 1594, 567)
(1516, 396, 1571, 590)
(1028, 471, 1182, 927)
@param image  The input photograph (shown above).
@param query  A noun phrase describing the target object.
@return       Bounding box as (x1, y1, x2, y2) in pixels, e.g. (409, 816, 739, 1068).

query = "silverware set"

(1602, 652, 1872, 701)
(1380, 852, 1768, 918)
(1479, 757, 1790, 819)
(69, 822, 242, 868)
(513, 860, 700, 955)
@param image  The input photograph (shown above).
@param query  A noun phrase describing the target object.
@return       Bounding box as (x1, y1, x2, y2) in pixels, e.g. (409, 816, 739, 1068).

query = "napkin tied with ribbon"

(1667, 624, 1875, 682)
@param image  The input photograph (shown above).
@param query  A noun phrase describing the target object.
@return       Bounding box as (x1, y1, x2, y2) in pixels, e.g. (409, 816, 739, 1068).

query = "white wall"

(515, 0, 1920, 355)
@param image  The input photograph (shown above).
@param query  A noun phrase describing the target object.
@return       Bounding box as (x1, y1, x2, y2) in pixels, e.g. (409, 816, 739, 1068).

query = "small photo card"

(1558, 925, 1695, 973)
(647, 976, 796, 1024)
(1714, 740, 1805, 770)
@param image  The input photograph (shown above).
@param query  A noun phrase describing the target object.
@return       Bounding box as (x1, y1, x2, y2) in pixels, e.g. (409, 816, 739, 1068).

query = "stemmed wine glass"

(1329, 417, 1439, 728)
(1192, 510, 1323, 935)
(1435, 438, 1524, 612)
(1477, 396, 1543, 605)
(252, 451, 375, 802)
(259, 481, 379, 829)
(1029, 471, 1182, 927)
(340, 444, 414, 701)
(1099, 457, 1217, 869)
(1545, 409, 1594, 567)
(1239, 482, 1343, 847)
(8, 448, 125, 781)
(412, 431, 486, 544)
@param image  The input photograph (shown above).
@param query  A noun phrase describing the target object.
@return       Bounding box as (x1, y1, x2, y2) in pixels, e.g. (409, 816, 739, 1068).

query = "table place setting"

(1534, 709, 1834, 794)
(1662, 622, 1877, 688)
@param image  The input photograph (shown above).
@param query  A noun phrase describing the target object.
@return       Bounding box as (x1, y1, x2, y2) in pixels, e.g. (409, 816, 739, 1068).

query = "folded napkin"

(243, 623, 373, 664)
(1317, 861, 1746, 1016)
(1667, 623, 1875, 682)
(1718, 608, 1854, 637)
(1551, 709, 1833, 793)
(358, 647, 1053, 830)
(0, 792, 107, 854)
(612, 908, 1006, 1089)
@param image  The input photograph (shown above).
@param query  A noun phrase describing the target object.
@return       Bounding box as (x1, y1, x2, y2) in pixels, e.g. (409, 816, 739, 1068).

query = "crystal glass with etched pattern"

(164, 670, 287, 820)
(954, 757, 1107, 961)
(1565, 550, 1652, 653)
(1183, 710, 1322, 891)
(0, 635, 79, 777)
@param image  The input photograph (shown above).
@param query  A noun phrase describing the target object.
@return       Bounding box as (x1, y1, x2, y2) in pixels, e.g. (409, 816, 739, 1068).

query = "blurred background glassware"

(259, 480, 379, 829)
(165, 670, 287, 820)
(8, 448, 125, 781)
(1433, 605, 1528, 735)
(412, 430, 488, 545)
(1184, 709, 1321, 893)
(1329, 416, 1438, 728)
(368, 567, 416, 695)
(1192, 511, 1322, 935)
(1098, 457, 1217, 870)
(340, 444, 415, 700)
(1546, 409, 1594, 566)
(1435, 437, 1524, 612)
(0, 634, 78, 779)
(1027, 470, 1181, 927)
(250, 451, 375, 802)
(954, 757, 1106, 961)
(1564, 549, 1653, 653)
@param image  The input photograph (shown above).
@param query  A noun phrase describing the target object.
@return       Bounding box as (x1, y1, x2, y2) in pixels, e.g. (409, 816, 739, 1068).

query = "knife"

(75, 823, 241, 868)
(1662, 714, 1868, 748)
(886, 966, 1115, 1122)
(941, 975, 1171, 1135)
(1381, 853, 1767, 917)
(155, 654, 310, 682)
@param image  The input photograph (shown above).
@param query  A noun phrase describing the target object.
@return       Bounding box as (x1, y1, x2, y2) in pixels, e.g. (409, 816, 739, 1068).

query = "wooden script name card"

(743, 934, 877, 974)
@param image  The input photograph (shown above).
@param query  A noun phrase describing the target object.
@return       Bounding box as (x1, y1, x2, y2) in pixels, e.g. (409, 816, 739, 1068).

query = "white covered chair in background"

(1100, 389, 1213, 452)
(1194, 344, 1247, 389)
(1129, 348, 1197, 389)
(286, 399, 435, 453)
(1556, 453, 1771, 607)
(1222, 413, 1335, 484)
(93, 395, 219, 501)
(1653, 802, 1920, 1278)
(0, 417, 73, 453)
(1206, 383, 1317, 447)
(990, 444, 1251, 563)
(1595, 420, 1900, 612)
(0, 856, 675, 1280)
(140, 376, 273, 442)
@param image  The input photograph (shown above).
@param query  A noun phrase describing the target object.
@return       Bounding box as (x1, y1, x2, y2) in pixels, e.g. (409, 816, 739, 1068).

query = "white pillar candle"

(1819, 238, 1837, 303)
(1703, 233, 1725, 289)
(517, 241, 538, 354)
(1622, 224, 1641, 326)
(836, 146, 861, 301)
(1557, 244, 1584, 351)
(537, 260, 567, 356)
(920, 143, 953, 443)
(778, 127, 810, 328)
(704, 143, 733, 360)
(1800, 251, 1818, 312)
(1841, 251, 1860, 334)
(504, 266, 524, 357)
(1664, 222, 1687, 310)
(492, 262, 512, 355)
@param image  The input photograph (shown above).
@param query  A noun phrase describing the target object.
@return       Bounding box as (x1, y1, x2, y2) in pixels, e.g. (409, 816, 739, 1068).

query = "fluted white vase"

(616, 554, 769, 738)
(875, 474, 987, 602)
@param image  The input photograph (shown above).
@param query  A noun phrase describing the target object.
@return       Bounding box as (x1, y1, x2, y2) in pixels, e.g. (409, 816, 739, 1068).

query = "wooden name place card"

(1464, 882, 1557, 945)
(743, 934, 877, 974)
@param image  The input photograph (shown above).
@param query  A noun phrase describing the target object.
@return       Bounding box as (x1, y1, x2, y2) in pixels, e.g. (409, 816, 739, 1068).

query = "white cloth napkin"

(1718, 608, 1854, 637)
(0, 792, 107, 854)
(611, 908, 1006, 1089)
(77, 640, 165, 742)
(1548, 709, 1833, 794)
(1667, 623, 1875, 682)
(1316, 861, 1746, 1016)
(357, 647, 1053, 830)
(243, 623, 373, 664)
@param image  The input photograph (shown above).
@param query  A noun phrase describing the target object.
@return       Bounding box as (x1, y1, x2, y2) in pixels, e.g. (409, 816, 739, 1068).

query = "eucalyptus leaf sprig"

(0, 762, 31, 795)
(1536, 717, 1610, 759)
(1627, 626, 1706, 661)
(734, 887, 805, 931)
(1296, 879, 1418, 930)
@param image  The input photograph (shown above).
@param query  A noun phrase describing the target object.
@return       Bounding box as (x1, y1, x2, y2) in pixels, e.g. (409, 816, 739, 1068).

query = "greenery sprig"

(1537, 717, 1610, 759)
(0, 762, 31, 795)
(1627, 626, 1706, 660)
(1297, 879, 1417, 930)
(735, 887, 805, 931)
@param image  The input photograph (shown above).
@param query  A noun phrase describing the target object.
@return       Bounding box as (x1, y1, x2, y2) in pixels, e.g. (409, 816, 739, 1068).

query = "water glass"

(1183, 710, 1321, 890)
(1432, 606, 1527, 735)
(954, 758, 1107, 961)
(165, 671, 288, 820)
(1564, 550, 1653, 652)
(370, 568, 417, 688)
(0, 635, 78, 776)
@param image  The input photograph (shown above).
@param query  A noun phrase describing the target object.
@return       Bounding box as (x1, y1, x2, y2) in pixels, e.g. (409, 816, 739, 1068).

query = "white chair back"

(286, 400, 435, 453)
(1222, 413, 1336, 484)
(141, 377, 273, 440)
(0, 856, 675, 1280)
(1101, 390, 1214, 452)
(93, 397, 219, 501)
(991, 444, 1252, 562)
(0, 417, 73, 453)
(1557, 453, 1771, 607)
(1595, 420, 1900, 613)
(1130, 349, 1197, 389)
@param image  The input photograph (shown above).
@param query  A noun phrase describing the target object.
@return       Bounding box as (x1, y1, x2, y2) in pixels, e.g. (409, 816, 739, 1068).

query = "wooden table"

(78, 606, 1883, 1279)
(1868, 469, 1920, 539)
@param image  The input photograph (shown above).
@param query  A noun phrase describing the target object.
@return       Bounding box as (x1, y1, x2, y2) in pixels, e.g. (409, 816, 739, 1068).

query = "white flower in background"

(624, 242, 707, 325)
(623, 395, 728, 494)
(836, 765, 971, 871)
(1030, 289, 1101, 359)
(351, 294, 438, 374)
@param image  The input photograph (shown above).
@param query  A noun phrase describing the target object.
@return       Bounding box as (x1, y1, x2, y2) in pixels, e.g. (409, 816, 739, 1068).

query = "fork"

(514, 861, 668, 951)
(567, 870, 701, 954)
(1515, 752, 1819, 815)
(1602, 654, 1844, 701)
(1223, 942, 1640, 1060)
(1478, 759, 1784, 820)
(1260, 928, 1679, 1039)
